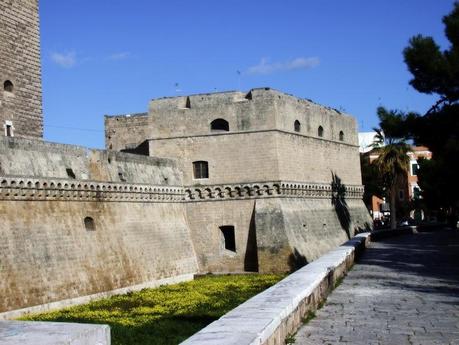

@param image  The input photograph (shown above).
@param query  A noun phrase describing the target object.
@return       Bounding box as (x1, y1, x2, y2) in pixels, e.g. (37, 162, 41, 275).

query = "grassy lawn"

(21, 274, 283, 345)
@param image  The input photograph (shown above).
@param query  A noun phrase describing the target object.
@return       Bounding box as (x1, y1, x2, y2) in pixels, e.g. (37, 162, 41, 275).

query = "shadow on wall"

(331, 171, 352, 239)
(244, 205, 259, 272)
(288, 247, 309, 272)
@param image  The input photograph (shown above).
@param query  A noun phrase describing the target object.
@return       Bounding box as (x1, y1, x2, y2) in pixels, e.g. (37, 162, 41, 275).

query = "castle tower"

(0, 0, 43, 139)
(106, 88, 372, 273)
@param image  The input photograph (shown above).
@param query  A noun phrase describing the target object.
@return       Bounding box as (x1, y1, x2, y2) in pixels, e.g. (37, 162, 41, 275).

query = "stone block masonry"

(105, 87, 372, 277)
(0, 0, 43, 139)
(0, 137, 198, 314)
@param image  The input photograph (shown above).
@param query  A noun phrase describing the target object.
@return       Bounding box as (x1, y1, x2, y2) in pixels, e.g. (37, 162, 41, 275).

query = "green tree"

(371, 108, 410, 230)
(360, 152, 383, 211)
(401, 2, 459, 225)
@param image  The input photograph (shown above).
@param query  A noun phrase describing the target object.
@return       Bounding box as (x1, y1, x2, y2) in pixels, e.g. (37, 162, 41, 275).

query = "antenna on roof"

(237, 70, 241, 90)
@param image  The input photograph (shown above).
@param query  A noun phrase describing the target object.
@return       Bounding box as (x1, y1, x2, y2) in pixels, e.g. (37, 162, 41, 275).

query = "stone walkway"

(294, 229, 459, 345)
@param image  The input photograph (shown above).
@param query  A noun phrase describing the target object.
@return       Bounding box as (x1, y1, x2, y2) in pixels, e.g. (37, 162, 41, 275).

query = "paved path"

(294, 229, 459, 345)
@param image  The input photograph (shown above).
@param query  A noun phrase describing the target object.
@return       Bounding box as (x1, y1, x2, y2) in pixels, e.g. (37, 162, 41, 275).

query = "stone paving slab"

(294, 229, 459, 345)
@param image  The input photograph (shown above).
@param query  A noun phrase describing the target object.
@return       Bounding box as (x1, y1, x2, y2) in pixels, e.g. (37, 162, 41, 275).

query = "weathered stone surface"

(294, 229, 459, 345)
(0, 136, 199, 314)
(0, 0, 43, 139)
(0, 321, 110, 345)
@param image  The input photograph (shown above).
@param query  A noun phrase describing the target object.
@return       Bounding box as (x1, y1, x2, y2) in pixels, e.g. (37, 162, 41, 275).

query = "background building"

(359, 132, 432, 222)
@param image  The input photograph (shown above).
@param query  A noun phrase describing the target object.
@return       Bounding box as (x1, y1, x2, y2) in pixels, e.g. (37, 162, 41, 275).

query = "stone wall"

(0, 137, 198, 313)
(104, 113, 150, 151)
(185, 199, 257, 273)
(275, 132, 362, 185)
(0, 199, 197, 313)
(184, 181, 369, 274)
(149, 131, 361, 186)
(255, 198, 371, 273)
(150, 131, 280, 185)
(0, 137, 182, 185)
(0, 0, 43, 139)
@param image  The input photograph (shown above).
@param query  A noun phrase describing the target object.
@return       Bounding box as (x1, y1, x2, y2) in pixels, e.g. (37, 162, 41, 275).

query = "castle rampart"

(0, 137, 198, 313)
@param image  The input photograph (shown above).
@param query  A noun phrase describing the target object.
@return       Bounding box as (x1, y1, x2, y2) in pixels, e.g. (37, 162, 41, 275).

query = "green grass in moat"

(21, 274, 284, 345)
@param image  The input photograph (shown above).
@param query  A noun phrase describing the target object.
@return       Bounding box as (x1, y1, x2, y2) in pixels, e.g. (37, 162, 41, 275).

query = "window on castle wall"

(66, 168, 76, 179)
(3, 80, 14, 93)
(84, 217, 96, 231)
(318, 126, 324, 137)
(220, 225, 236, 252)
(339, 131, 344, 141)
(193, 161, 209, 179)
(210, 118, 229, 132)
(294, 120, 301, 132)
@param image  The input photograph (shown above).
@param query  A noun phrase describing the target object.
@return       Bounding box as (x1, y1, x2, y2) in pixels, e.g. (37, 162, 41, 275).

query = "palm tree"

(371, 109, 410, 230)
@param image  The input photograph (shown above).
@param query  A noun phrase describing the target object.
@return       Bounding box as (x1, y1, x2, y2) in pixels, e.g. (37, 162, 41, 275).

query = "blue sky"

(40, 0, 456, 148)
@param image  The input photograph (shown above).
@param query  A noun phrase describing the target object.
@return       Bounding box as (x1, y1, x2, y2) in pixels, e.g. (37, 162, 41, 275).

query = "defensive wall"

(0, 0, 43, 139)
(0, 137, 198, 314)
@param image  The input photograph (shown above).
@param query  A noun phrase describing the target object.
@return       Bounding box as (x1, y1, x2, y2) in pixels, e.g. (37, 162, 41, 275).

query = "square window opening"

(220, 225, 236, 252)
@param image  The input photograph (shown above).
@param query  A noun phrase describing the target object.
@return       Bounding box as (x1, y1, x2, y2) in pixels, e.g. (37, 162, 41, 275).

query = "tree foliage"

(403, 3, 459, 105)
(370, 108, 410, 229)
(397, 2, 459, 223)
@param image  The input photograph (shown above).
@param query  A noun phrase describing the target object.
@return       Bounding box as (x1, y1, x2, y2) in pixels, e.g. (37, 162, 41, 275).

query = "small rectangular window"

(411, 163, 419, 176)
(193, 161, 209, 179)
(66, 168, 76, 179)
(220, 225, 236, 252)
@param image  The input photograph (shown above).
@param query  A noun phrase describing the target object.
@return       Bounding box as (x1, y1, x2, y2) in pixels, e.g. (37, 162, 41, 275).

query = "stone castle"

(0, 0, 371, 316)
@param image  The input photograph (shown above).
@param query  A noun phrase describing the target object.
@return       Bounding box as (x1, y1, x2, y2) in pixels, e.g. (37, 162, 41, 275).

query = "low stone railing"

(181, 232, 371, 345)
(0, 321, 110, 345)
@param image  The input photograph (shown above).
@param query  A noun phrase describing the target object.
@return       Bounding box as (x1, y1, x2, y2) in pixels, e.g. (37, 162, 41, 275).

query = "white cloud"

(108, 52, 131, 61)
(50, 51, 76, 68)
(246, 57, 320, 75)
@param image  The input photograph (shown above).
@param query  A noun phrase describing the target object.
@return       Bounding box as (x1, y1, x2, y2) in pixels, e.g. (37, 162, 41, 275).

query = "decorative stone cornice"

(0, 177, 183, 202)
(0, 177, 364, 203)
(185, 181, 364, 201)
